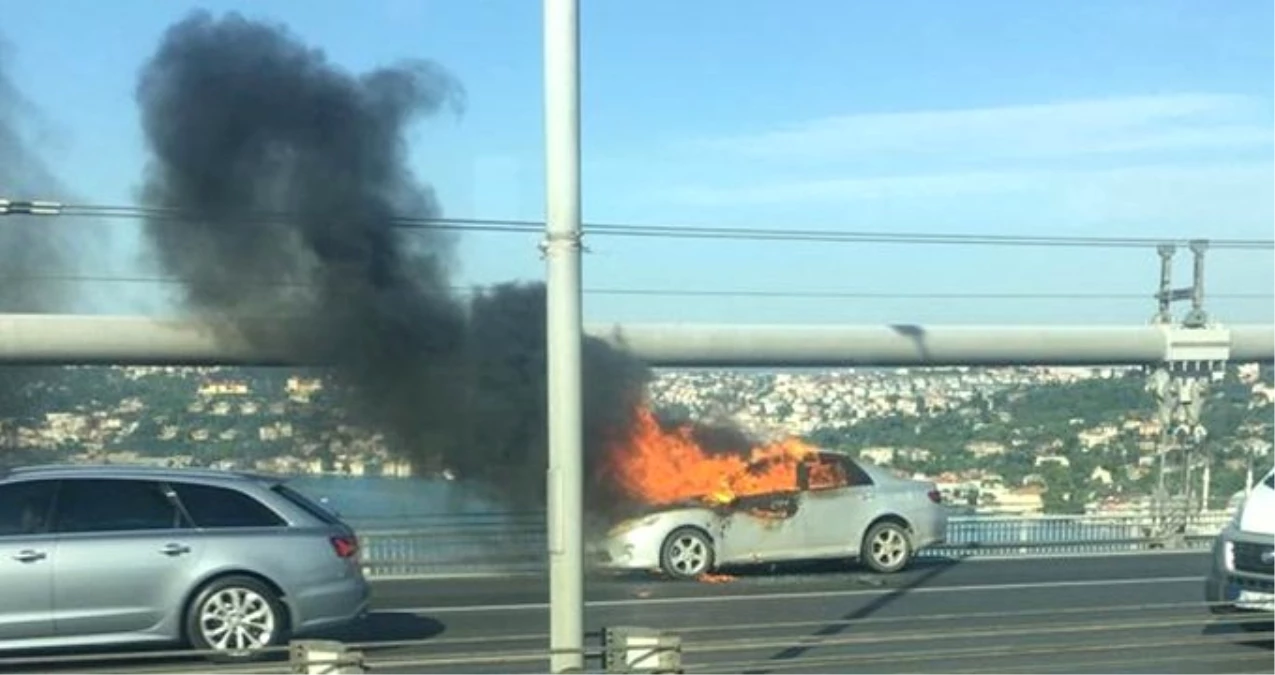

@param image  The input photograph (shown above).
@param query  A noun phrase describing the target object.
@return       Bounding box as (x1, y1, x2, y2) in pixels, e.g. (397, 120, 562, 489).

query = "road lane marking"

(397, 574, 1205, 615)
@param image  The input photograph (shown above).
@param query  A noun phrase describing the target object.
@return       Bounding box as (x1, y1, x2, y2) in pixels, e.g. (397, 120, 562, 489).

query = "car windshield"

(1262, 470, 1274, 490)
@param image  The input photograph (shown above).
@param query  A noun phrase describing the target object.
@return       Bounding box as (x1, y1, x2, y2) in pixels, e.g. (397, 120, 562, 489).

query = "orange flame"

(604, 407, 822, 507)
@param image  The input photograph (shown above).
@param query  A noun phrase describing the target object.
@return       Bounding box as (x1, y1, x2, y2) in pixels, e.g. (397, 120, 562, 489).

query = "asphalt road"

(2, 551, 1270, 674)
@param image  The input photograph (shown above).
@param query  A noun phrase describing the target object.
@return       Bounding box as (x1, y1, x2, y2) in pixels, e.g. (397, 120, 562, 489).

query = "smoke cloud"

(0, 33, 74, 463)
(0, 34, 73, 313)
(133, 11, 656, 516)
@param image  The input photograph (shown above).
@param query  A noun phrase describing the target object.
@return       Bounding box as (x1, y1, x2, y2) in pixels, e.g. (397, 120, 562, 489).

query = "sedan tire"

(660, 527, 715, 580)
(185, 575, 289, 662)
(860, 520, 912, 574)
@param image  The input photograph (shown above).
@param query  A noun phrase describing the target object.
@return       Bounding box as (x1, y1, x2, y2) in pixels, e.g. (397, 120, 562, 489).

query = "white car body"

(1204, 467, 1274, 622)
(590, 452, 948, 578)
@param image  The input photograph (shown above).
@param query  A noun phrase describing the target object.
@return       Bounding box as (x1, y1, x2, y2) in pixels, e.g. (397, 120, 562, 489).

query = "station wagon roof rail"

(2, 463, 287, 483)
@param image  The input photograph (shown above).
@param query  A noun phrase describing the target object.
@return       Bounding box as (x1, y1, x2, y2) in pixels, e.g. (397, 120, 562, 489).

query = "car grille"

(1233, 541, 1274, 576)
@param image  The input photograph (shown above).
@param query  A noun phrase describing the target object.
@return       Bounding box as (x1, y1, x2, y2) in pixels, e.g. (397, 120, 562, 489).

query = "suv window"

(54, 479, 186, 534)
(0, 480, 59, 536)
(1262, 470, 1273, 490)
(171, 482, 286, 529)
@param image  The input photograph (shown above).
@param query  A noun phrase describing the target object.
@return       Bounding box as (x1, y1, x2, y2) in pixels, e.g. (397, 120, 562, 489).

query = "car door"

(717, 489, 811, 564)
(798, 454, 876, 554)
(0, 479, 59, 641)
(49, 478, 206, 638)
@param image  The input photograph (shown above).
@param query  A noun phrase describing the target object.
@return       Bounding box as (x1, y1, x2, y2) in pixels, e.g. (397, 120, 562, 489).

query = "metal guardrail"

(351, 510, 1235, 578)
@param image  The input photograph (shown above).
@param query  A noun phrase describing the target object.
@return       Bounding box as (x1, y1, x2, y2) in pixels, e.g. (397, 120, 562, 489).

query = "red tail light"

(926, 489, 942, 504)
(330, 535, 359, 559)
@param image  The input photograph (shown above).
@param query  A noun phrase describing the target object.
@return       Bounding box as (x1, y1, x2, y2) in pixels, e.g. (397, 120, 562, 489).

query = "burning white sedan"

(590, 450, 948, 579)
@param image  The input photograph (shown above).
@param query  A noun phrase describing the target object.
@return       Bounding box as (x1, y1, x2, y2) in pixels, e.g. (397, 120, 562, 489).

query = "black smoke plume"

(134, 11, 655, 516)
(0, 33, 74, 465)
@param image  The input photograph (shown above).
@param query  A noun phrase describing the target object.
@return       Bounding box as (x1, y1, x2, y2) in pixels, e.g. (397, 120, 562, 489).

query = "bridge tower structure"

(1145, 240, 1231, 545)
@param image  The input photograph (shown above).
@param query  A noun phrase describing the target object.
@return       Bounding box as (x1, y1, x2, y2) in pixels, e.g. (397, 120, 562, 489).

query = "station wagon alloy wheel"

(862, 521, 912, 573)
(186, 575, 288, 661)
(199, 587, 276, 651)
(660, 527, 715, 579)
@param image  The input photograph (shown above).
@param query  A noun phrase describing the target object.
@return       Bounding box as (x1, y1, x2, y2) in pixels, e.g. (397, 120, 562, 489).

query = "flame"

(605, 407, 822, 506)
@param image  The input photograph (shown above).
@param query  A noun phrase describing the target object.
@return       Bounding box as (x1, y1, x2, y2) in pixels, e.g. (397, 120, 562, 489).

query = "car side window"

(804, 455, 850, 491)
(53, 479, 187, 534)
(0, 480, 59, 537)
(842, 458, 875, 487)
(171, 483, 286, 529)
(802, 455, 876, 490)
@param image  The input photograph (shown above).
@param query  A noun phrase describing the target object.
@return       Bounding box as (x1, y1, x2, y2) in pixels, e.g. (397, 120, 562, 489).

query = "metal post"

(1155, 245, 1175, 324)
(1201, 457, 1211, 511)
(543, 0, 585, 671)
(1185, 240, 1209, 327)
(289, 640, 366, 674)
(1246, 453, 1254, 493)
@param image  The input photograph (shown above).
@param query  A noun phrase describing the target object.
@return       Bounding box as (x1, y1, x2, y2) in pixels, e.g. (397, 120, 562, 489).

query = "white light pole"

(542, 0, 585, 671)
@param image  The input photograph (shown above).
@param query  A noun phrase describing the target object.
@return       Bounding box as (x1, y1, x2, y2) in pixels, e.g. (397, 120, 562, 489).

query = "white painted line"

(400, 575, 1205, 615)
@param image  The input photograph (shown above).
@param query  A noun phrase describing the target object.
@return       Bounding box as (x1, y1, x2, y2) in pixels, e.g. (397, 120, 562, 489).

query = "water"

(287, 475, 501, 516)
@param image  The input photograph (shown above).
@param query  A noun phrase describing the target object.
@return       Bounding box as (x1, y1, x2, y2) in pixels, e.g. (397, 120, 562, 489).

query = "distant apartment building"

(286, 377, 325, 403)
(198, 381, 250, 396)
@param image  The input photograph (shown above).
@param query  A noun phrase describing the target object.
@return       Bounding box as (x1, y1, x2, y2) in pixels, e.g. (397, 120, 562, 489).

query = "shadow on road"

(720, 554, 959, 579)
(595, 554, 962, 584)
(1201, 615, 1275, 651)
(324, 611, 446, 646)
(739, 554, 967, 674)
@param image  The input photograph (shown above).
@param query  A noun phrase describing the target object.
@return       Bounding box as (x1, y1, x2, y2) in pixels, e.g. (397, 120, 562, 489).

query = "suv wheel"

(186, 575, 289, 661)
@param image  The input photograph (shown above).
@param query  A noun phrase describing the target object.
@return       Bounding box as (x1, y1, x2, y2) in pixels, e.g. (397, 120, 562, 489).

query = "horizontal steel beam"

(0, 314, 1271, 367)
(599, 322, 1274, 367)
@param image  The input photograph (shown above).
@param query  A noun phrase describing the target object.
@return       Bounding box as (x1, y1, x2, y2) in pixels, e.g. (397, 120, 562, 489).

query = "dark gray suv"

(0, 464, 370, 659)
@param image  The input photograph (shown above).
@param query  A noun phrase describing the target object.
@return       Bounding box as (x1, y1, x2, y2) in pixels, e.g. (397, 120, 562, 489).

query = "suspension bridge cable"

(3, 274, 1269, 300)
(49, 203, 1275, 250)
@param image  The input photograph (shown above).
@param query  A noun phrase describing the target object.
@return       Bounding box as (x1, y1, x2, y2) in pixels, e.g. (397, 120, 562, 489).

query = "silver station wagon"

(0, 464, 370, 660)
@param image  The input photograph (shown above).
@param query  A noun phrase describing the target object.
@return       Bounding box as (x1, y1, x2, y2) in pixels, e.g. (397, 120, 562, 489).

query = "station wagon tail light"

(926, 489, 942, 504)
(330, 535, 359, 559)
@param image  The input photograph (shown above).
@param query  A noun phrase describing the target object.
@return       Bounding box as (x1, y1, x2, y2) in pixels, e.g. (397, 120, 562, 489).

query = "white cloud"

(657, 161, 1275, 236)
(686, 94, 1272, 162)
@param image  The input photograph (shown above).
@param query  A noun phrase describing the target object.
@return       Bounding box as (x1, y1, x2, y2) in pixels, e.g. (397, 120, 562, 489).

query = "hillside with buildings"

(0, 366, 412, 479)
(654, 364, 1274, 514)
(0, 364, 1271, 515)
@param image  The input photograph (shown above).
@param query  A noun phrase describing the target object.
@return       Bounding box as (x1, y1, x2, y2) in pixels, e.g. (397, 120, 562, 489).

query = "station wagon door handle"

(12, 549, 46, 563)
(159, 543, 191, 556)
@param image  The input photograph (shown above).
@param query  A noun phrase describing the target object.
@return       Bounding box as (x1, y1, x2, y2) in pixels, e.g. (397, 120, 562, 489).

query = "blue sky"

(3, 0, 1272, 325)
